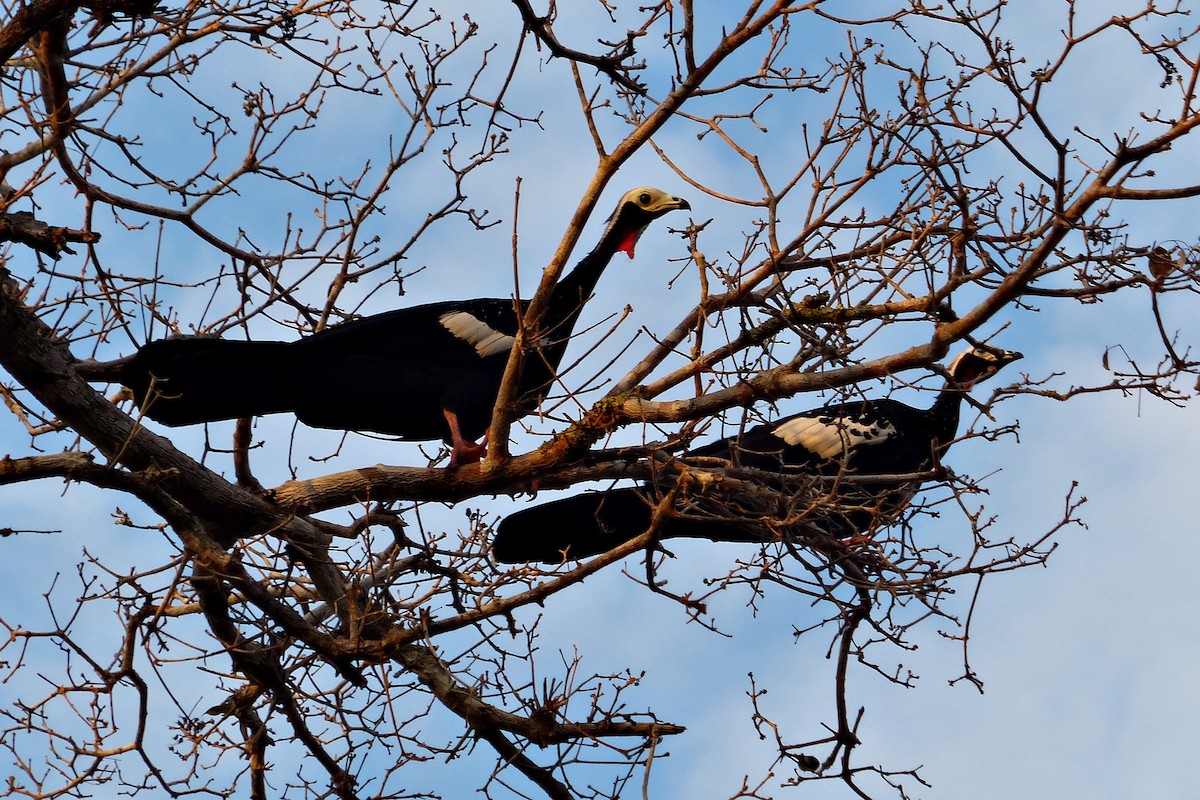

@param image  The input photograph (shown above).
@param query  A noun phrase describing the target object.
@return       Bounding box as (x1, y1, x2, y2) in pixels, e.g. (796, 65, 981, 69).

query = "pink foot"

(443, 409, 488, 467)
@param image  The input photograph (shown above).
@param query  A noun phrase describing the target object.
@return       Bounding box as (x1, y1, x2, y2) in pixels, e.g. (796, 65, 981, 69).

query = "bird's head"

(604, 186, 691, 258)
(947, 345, 1023, 389)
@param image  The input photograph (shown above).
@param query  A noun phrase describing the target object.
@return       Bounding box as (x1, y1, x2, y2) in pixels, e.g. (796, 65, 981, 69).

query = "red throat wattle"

(617, 226, 644, 259)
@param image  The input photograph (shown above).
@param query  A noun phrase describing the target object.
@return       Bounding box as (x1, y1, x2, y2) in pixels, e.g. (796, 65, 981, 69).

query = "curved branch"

(509, 0, 646, 94)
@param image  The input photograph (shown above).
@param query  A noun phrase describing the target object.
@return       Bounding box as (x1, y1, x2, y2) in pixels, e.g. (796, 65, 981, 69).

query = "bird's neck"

(543, 233, 627, 334)
(928, 384, 967, 448)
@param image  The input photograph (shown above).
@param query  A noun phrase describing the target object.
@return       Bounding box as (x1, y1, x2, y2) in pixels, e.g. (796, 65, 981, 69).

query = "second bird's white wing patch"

(772, 415, 897, 459)
(440, 311, 516, 358)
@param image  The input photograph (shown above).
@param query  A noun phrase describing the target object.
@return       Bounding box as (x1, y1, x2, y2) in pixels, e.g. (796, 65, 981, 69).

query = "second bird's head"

(604, 186, 691, 258)
(947, 345, 1023, 389)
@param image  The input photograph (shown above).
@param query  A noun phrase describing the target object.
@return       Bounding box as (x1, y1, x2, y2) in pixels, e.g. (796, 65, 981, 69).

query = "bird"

(490, 345, 1023, 562)
(120, 187, 690, 464)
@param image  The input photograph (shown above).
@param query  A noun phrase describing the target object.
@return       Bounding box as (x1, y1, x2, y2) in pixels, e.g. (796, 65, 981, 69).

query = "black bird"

(491, 345, 1023, 562)
(121, 187, 690, 464)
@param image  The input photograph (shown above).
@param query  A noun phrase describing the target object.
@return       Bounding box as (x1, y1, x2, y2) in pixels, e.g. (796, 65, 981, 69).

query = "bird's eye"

(639, 192, 652, 205)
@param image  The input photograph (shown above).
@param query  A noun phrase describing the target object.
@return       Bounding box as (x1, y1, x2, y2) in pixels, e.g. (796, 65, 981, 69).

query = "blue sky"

(2, 2, 1199, 798)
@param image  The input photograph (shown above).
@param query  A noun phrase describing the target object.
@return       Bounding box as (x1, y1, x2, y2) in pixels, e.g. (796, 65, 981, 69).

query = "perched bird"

(491, 345, 1023, 562)
(121, 187, 690, 464)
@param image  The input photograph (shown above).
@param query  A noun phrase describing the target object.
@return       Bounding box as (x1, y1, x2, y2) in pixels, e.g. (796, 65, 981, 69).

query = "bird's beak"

(973, 342, 1023, 365)
(999, 349, 1024, 364)
(645, 195, 690, 215)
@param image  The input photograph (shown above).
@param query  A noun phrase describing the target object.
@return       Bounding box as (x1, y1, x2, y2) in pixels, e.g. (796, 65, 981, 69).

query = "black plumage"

(121, 187, 690, 463)
(491, 345, 1023, 562)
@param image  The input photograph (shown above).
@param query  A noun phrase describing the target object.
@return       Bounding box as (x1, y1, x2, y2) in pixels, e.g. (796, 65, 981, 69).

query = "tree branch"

(0, 211, 100, 258)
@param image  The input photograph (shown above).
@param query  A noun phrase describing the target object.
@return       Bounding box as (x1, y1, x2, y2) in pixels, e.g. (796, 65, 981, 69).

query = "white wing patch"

(772, 415, 897, 459)
(439, 311, 516, 358)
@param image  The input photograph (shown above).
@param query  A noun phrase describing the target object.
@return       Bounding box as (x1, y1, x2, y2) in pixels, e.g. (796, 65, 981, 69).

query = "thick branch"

(0, 211, 100, 258)
(0, 0, 75, 63)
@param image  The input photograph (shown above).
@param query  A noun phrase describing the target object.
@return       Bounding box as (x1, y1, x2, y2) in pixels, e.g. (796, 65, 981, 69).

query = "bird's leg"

(443, 409, 487, 467)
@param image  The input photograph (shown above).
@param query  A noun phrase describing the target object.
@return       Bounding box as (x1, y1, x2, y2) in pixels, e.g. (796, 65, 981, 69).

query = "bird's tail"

(121, 338, 297, 425)
(492, 487, 766, 563)
(492, 488, 656, 563)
